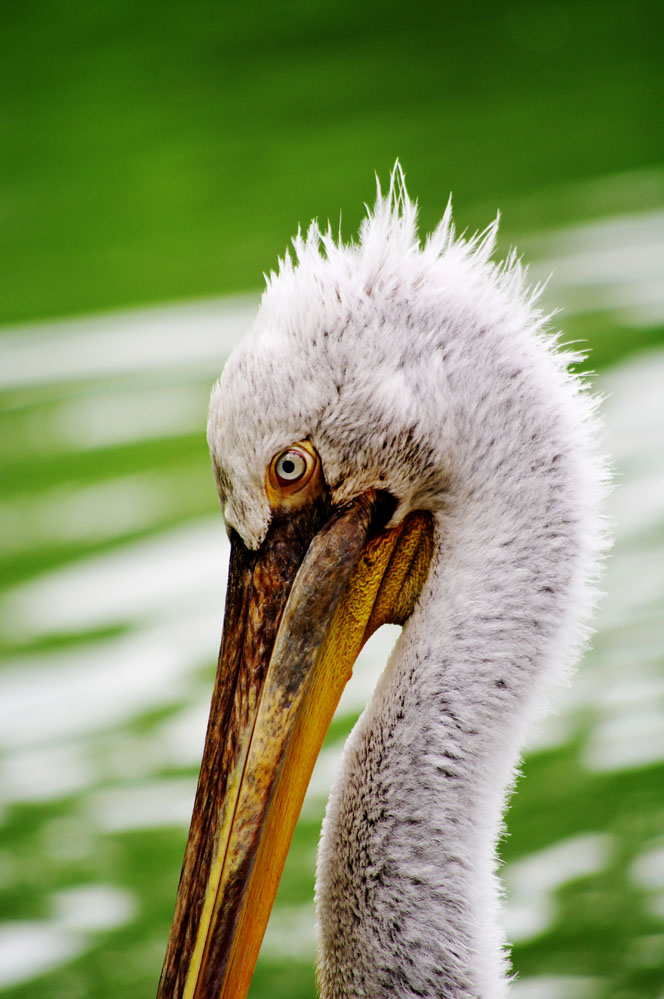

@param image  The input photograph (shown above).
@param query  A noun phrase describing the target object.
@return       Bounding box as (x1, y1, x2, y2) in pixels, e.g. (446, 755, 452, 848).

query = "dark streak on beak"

(157, 494, 331, 998)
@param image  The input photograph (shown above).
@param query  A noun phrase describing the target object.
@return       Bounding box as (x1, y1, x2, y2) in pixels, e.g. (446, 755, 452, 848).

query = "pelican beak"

(157, 490, 433, 999)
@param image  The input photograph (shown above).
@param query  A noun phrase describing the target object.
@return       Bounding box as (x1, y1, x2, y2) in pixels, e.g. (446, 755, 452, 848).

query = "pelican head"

(157, 167, 605, 999)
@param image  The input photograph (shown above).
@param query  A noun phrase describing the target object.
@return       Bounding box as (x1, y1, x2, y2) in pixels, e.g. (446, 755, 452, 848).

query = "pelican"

(157, 167, 606, 999)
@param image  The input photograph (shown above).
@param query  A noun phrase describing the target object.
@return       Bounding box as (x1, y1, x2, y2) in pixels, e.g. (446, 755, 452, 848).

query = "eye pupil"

(281, 459, 295, 474)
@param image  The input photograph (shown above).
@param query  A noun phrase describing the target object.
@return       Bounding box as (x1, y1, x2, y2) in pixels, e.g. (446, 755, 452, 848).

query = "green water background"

(1, 1, 664, 997)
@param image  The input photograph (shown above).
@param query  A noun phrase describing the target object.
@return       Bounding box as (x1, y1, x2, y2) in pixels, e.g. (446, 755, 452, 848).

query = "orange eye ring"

(266, 441, 321, 507)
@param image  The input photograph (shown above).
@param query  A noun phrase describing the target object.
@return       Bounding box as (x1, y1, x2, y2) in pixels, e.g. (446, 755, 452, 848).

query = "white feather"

(207, 164, 609, 998)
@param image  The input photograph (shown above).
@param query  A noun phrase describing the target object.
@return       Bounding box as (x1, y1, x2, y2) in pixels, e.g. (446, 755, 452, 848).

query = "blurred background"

(1, 1, 663, 997)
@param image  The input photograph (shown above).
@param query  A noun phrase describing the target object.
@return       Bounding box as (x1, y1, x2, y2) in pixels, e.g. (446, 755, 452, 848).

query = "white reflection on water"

(510, 976, 600, 999)
(0, 296, 258, 389)
(0, 473, 186, 552)
(530, 209, 664, 325)
(262, 904, 317, 962)
(0, 885, 135, 987)
(53, 383, 210, 451)
(0, 742, 94, 805)
(88, 779, 197, 832)
(0, 617, 214, 751)
(630, 839, 664, 920)
(0, 518, 228, 639)
(503, 834, 612, 944)
(0, 923, 83, 988)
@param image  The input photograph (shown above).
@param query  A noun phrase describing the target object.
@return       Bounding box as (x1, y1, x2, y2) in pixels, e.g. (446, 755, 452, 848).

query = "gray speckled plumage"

(207, 167, 608, 998)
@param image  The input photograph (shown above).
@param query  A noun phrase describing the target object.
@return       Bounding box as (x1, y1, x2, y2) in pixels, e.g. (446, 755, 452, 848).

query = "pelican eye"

(275, 450, 307, 484)
(267, 441, 321, 506)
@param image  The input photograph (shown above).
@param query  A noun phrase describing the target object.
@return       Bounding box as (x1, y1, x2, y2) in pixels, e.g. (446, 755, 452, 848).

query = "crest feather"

(262, 162, 546, 344)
